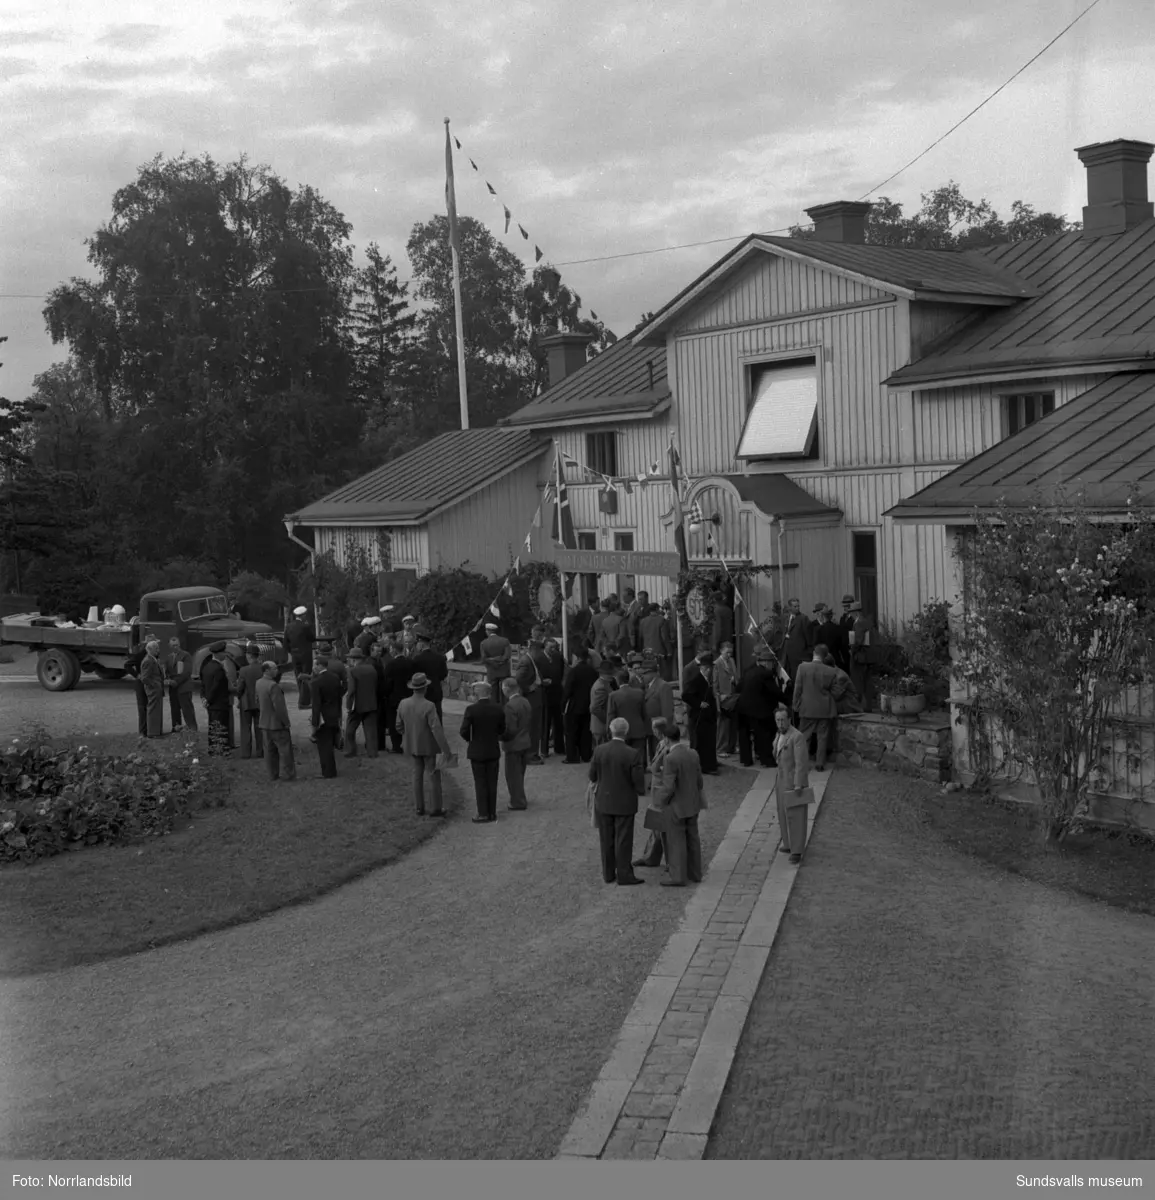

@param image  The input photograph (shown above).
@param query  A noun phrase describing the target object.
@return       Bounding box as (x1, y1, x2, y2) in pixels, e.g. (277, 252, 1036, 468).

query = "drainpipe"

(283, 519, 318, 633)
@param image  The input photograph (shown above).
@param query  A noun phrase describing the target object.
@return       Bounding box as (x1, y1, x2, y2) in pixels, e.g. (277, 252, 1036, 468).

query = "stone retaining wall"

(837, 710, 952, 784)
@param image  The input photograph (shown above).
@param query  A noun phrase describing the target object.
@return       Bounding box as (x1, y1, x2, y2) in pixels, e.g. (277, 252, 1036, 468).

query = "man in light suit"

(480, 621, 512, 693)
(791, 643, 840, 771)
(500, 676, 533, 811)
(773, 704, 811, 865)
(396, 671, 453, 817)
(651, 725, 706, 887)
(589, 716, 646, 886)
(256, 660, 296, 781)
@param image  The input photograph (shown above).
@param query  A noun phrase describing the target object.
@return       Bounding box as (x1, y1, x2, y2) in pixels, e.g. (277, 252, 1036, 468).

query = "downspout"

(283, 519, 318, 634)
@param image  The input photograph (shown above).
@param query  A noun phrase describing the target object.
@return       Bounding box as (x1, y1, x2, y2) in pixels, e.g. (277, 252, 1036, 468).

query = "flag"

(504, 205, 511, 234)
(669, 440, 688, 571)
(591, 310, 598, 321)
(518, 224, 529, 240)
(534, 245, 543, 262)
(550, 447, 577, 549)
(503, 578, 514, 596)
(489, 601, 500, 617)
(622, 478, 633, 495)
(688, 500, 704, 525)
(487, 181, 497, 195)
(524, 530, 532, 553)
(532, 505, 542, 528)
(513, 556, 522, 573)
(542, 481, 556, 507)
(444, 123, 460, 256)
(461, 634, 472, 656)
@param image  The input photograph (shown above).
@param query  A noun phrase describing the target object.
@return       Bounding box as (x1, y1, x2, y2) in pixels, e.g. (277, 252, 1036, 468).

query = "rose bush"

(0, 724, 231, 864)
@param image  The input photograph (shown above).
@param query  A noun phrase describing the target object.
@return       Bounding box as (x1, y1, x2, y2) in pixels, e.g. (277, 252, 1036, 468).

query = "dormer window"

(1002, 391, 1055, 439)
(737, 358, 819, 460)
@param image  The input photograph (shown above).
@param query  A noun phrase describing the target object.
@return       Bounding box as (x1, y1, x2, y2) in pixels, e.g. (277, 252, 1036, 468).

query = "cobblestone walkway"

(557, 768, 829, 1160)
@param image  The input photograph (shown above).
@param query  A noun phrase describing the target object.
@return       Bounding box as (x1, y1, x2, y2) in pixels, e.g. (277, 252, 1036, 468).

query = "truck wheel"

(38, 648, 80, 692)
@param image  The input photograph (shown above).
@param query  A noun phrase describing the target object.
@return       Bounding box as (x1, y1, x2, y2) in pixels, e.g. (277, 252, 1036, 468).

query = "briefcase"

(644, 807, 671, 832)
(785, 785, 815, 809)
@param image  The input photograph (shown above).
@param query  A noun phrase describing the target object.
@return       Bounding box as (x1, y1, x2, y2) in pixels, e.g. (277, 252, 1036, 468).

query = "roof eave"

(887, 356, 1155, 390)
(908, 290, 1027, 306)
(505, 396, 671, 430)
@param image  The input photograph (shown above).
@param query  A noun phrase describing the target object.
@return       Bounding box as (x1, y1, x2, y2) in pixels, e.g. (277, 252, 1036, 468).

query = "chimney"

(539, 331, 596, 388)
(1075, 139, 1155, 236)
(805, 200, 872, 245)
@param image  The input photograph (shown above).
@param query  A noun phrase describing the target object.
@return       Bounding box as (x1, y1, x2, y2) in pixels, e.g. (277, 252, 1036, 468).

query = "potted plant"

(888, 673, 927, 717)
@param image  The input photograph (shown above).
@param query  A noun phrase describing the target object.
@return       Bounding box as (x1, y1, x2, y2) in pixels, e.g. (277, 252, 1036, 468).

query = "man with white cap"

(354, 615, 380, 655)
(400, 614, 419, 656)
(284, 605, 316, 709)
(479, 620, 512, 693)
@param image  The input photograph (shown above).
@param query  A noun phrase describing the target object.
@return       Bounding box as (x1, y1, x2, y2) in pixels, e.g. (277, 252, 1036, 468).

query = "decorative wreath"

(521, 560, 562, 625)
(675, 568, 719, 642)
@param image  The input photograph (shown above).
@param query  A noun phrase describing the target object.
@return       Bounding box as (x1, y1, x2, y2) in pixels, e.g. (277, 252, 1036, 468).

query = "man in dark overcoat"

(284, 605, 316, 708)
(734, 648, 788, 767)
(344, 647, 379, 757)
(651, 725, 706, 887)
(588, 717, 646, 886)
(410, 628, 449, 726)
(561, 646, 599, 763)
(460, 680, 506, 822)
(201, 641, 233, 756)
(541, 636, 566, 757)
(310, 657, 345, 778)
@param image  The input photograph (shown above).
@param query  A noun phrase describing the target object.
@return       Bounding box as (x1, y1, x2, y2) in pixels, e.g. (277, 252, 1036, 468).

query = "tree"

(790, 182, 1078, 249)
(42, 154, 365, 583)
(952, 495, 1155, 842)
(524, 264, 617, 396)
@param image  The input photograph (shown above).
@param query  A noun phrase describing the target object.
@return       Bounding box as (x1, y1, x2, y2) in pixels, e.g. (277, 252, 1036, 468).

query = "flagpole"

(556, 442, 569, 664)
(445, 119, 469, 431)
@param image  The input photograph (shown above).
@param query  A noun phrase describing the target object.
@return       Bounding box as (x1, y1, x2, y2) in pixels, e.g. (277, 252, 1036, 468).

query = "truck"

(0, 586, 288, 692)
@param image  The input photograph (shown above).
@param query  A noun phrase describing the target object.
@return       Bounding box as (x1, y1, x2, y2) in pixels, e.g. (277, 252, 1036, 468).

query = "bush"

(0, 724, 231, 864)
(404, 567, 499, 653)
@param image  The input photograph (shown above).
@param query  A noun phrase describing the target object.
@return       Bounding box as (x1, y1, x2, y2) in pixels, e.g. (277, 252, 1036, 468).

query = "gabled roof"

(886, 373, 1155, 523)
(504, 332, 670, 427)
(287, 427, 548, 525)
(887, 222, 1155, 386)
(633, 234, 1037, 342)
(724, 473, 842, 520)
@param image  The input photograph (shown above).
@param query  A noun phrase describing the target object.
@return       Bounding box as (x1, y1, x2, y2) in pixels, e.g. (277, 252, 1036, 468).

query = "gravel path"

(0, 677, 755, 1159)
(707, 767, 1155, 1159)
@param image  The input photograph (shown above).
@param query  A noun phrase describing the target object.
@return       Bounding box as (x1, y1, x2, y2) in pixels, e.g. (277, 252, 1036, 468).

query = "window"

(852, 532, 878, 620)
(586, 432, 618, 477)
(1003, 391, 1055, 439)
(737, 359, 819, 459)
(144, 599, 176, 623)
(176, 595, 228, 621)
(577, 531, 598, 608)
(613, 531, 635, 599)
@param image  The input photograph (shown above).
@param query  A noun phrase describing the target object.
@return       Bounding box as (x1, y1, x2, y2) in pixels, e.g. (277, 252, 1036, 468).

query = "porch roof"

(724, 473, 842, 520)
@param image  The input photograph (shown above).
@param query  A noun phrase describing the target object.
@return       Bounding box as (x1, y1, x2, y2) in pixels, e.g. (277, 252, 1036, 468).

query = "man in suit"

(124, 644, 150, 738)
(526, 627, 554, 758)
(400, 614, 419, 656)
(606, 668, 649, 753)
(640, 657, 676, 760)
(139, 638, 165, 737)
(369, 639, 390, 750)
(589, 717, 647, 886)
(343, 613, 363, 655)
(562, 646, 599, 763)
(598, 600, 625, 660)
(514, 629, 546, 765)
(354, 616, 380, 655)
(460, 681, 506, 823)
(589, 599, 609, 658)
(773, 704, 811, 864)
(201, 642, 233, 756)
(382, 640, 414, 753)
(410, 628, 449, 725)
(682, 650, 719, 773)
(256, 660, 296, 781)
(814, 603, 849, 671)
(480, 621, 512, 692)
(500, 676, 533, 811)
(625, 589, 649, 652)
(235, 643, 265, 760)
(396, 671, 453, 817)
(541, 636, 566, 757)
(792, 644, 839, 770)
(310, 656, 345, 778)
(838, 594, 857, 635)
(734, 648, 788, 767)
(846, 601, 878, 711)
(344, 647, 379, 757)
(639, 602, 670, 666)
(651, 725, 705, 887)
(165, 635, 197, 732)
(284, 605, 316, 708)
(711, 590, 734, 654)
(780, 597, 813, 681)
(588, 659, 618, 747)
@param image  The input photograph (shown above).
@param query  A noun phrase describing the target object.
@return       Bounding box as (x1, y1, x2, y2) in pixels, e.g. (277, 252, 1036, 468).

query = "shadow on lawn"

(0, 730, 463, 977)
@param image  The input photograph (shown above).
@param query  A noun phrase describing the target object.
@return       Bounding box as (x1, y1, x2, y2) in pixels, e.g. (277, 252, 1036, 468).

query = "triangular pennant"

(487, 182, 497, 195)
(623, 478, 633, 495)
(534, 245, 543, 262)
(524, 530, 532, 552)
(513, 556, 522, 572)
(591, 311, 598, 321)
(518, 224, 528, 240)
(532, 506, 542, 528)
(461, 634, 472, 656)
(503, 579, 514, 596)
(504, 206, 511, 234)
(489, 601, 501, 616)
(446, 648, 455, 662)
(454, 136, 461, 150)
(470, 159, 478, 171)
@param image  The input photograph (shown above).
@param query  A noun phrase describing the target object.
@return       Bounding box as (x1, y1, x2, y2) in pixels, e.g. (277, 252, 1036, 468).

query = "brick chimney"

(539, 331, 596, 388)
(805, 200, 872, 245)
(1075, 139, 1155, 236)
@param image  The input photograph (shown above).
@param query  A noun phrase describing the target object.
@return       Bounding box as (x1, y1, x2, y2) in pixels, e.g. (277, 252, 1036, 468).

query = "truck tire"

(38, 648, 80, 692)
(92, 665, 128, 681)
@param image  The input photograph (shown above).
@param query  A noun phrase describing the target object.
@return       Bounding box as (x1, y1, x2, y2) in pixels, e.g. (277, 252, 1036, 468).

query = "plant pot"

(890, 693, 927, 717)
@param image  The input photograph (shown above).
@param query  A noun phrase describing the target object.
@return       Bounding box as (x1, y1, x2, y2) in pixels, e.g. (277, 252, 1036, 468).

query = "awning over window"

(736, 360, 818, 459)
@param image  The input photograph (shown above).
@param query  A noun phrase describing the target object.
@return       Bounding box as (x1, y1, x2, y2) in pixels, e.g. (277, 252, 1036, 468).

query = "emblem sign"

(536, 579, 556, 617)
(685, 584, 708, 628)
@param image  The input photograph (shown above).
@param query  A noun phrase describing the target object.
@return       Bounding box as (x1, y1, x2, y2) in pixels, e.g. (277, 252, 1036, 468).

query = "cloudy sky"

(2, 0, 1153, 401)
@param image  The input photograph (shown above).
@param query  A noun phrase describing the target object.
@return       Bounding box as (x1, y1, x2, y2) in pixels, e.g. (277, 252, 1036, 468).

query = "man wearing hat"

(814, 603, 849, 672)
(284, 605, 316, 709)
(235, 643, 266, 760)
(682, 650, 719, 773)
(344, 647, 380, 757)
(354, 615, 380, 655)
(396, 671, 453, 817)
(200, 642, 233, 756)
(459, 680, 506, 822)
(514, 628, 547, 764)
(639, 656, 676, 761)
(410, 627, 448, 725)
(310, 656, 345, 778)
(400, 614, 419, 656)
(256, 659, 296, 781)
(734, 647, 788, 768)
(588, 657, 618, 747)
(480, 621, 512, 693)
(500, 677, 533, 810)
(847, 601, 877, 710)
(839, 594, 857, 634)
(561, 646, 599, 763)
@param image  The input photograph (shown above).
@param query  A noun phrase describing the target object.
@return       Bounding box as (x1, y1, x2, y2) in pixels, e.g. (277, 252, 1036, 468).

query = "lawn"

(877, 774, 1155, 916)
(0, 731, 461, 976)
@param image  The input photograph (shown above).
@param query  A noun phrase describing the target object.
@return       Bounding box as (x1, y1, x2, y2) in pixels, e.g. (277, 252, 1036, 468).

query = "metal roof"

(886, 373, 1155, 523)
(724, 473, 842, 520)
(505, 332, 670, 426)
(288, 427, 548, 525)
(888, 222, 1155, 386)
